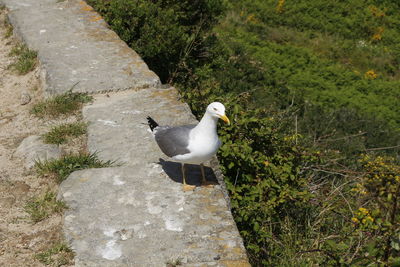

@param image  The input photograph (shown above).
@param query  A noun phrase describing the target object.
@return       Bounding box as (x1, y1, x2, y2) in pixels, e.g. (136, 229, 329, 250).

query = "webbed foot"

(183, 184, 196, 192)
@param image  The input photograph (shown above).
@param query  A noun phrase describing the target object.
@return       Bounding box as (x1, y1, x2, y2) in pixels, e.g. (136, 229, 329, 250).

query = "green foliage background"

(87, 0, 400, 265)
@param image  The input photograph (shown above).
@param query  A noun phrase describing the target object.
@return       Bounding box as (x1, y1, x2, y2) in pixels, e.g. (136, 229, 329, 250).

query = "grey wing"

(154, 125, 196, 157)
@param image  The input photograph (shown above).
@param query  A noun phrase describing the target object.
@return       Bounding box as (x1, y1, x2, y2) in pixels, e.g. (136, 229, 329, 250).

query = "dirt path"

(0, 9, 73, 266)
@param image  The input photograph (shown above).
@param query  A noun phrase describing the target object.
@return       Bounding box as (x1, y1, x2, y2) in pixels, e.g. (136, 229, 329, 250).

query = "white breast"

(172, 128, 221, 164)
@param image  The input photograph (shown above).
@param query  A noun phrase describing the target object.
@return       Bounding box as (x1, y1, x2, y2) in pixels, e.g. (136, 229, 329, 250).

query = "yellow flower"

(246, 14, 255, 23)
(372, 27, 384, 41)
(369, 6, 386, 18)
(276, 0, 285, 13)
(365, 70, 378, 79)
(372, 33, 381, 40)
(352, 217, 359, 223)
(358, 207, 369, 215)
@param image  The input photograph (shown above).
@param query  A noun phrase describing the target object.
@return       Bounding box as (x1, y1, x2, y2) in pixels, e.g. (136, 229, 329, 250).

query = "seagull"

(147, 102, 230, 191)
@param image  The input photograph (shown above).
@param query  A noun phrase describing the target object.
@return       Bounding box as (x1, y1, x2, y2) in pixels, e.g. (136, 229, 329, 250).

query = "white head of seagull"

(208, 102, 229, 123)
(202, 102, 230, 124)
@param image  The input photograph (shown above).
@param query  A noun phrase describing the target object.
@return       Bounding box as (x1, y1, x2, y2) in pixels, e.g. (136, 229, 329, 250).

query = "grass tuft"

(35, 242, 74, 266)
(43, 122, 87, 144)
(32, 90, 93, 118)
(8, 43, 37, 74)
(166, 258, 182, 267)
(5, 25, 13, 39)
(3, 18, 13, 39)
(25, 191, 67, 223)
(35, 152, 115, 183)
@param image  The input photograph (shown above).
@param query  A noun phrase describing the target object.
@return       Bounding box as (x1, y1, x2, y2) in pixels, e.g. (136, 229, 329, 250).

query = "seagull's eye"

(213, 108, 218, 111)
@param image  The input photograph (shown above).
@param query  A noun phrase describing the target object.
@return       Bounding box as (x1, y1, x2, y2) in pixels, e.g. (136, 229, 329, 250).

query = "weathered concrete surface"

(57, 87, 249, 266)
(59, 167, 249, 266)
(14, 135, 63, 168)
(1, 0, 160, 95)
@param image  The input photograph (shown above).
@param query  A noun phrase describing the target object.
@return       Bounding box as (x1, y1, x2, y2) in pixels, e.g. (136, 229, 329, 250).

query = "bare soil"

(0, 9, 79, 266)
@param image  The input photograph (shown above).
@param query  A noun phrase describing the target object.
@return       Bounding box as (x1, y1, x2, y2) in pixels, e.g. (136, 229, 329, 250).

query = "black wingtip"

(146, 116, 159, 131)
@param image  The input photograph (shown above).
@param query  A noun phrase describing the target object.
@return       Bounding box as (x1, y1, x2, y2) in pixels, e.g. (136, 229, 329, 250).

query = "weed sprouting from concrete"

(166, 258, 183, 266)
(35, 152, 115, 183)
(8, 43, 37, 74)
(3, 17, 13, 39)
(32, 90, 93, 118)
(43, 122, 87, 144)
(35, 242, 74, 266)
(4, 25, 12, 39)
(25, 191, 67, 223)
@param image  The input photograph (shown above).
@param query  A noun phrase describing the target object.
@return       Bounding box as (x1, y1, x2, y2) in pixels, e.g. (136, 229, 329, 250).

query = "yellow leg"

(200, 163, 216, 187)
(200, 163, 207, 184)
(182, 163, 186, 185)
(182, 163, 195, 192)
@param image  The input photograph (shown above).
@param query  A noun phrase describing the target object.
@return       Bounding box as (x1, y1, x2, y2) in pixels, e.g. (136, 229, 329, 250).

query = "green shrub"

(350, 155, 400, 265)
(87, 0, 224, 83)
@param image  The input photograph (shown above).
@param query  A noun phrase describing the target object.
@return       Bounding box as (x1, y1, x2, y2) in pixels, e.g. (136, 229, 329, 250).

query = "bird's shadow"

(158, 158, 218, 186)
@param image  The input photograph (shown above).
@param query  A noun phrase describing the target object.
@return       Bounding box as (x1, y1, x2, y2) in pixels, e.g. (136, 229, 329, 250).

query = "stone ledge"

(2, 0, 160, 95)
(59, 167, 249, 266)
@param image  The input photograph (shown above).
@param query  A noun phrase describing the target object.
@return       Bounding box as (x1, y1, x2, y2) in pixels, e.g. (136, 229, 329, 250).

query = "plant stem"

(383, 184, 400, 264)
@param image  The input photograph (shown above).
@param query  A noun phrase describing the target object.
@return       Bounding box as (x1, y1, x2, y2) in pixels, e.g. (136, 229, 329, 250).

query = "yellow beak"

(219, 114, 230, 125)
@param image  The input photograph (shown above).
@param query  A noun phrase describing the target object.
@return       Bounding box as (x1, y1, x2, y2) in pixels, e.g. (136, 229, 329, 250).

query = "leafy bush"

(219, 106, 316, 263)
(87, 0, 224, 83)
(351, 155, 400, 265)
